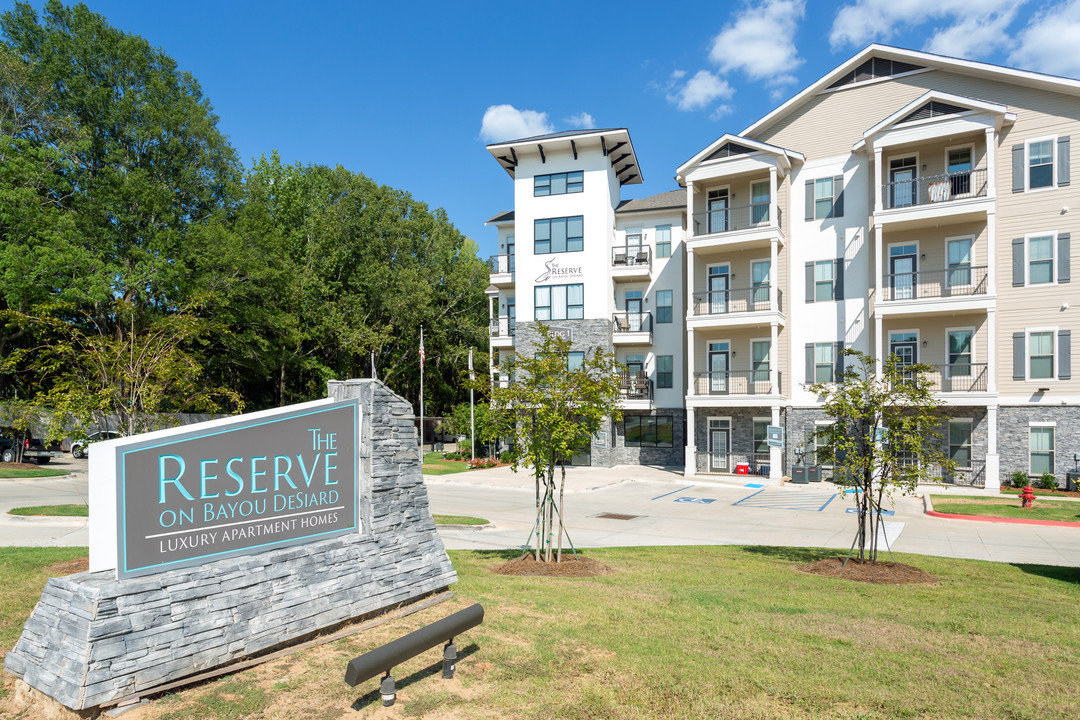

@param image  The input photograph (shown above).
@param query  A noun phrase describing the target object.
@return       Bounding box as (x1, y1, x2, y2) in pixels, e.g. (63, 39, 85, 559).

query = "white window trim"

(654, 224, 673, 259)
(944, 143, 976, 197)
(948, 418, 974, 468)
(887, 239, 920, 277)
(751, 337, 771, 376)
(1024, 135, 1058, 192)
(886, 152, 921, 208)
(813, 341, 835, 383)
(1029, 420, 1057, 428)
(1029, 425, 1056, 476)
(813, 177, 837, 220)
(945, 326, 976, 378)
(945, 233, 976, 271)
(1024, 230, 1058, 287)
(888, 328, 921, 364)
(1026, 326, 1059, 382)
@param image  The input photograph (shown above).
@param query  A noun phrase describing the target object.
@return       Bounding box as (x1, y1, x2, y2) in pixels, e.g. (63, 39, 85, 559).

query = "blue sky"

(5, 1, 1080, 258)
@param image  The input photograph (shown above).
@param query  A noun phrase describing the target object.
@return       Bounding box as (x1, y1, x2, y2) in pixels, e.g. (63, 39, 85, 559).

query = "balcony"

(688, 287, 783, 329)
(690, 203, 783, 249)
(694, 452, 774, 476)
(612, 311, 652, 345)
(877, 266, 990, 314)
(489, 316, 515, 348)
(892, 364, 990, 395)
(611, 246, 652, 281)
(691, 371, 780, 397)
(488, 254, 514, 288)
(617, 372, 653, 409)
(876, 169, 991, 227)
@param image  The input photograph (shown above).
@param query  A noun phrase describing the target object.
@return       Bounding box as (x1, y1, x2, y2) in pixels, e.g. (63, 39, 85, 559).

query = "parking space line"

(651, 485, 693, 501)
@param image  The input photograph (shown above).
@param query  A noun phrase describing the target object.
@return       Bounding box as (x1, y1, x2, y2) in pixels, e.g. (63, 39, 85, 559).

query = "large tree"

(808, 350, 951, 563)
(491, 326, 623, 562)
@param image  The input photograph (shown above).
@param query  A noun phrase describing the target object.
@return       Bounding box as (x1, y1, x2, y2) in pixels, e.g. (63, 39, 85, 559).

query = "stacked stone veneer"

(4, 379, 457, 711)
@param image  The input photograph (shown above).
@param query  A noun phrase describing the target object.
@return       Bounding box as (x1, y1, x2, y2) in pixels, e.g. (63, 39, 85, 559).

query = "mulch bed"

(492, 553, 616, 577)
(0, 462, 44, 470)
(797, 557, 938, 584)
(45, 557, 89, 576)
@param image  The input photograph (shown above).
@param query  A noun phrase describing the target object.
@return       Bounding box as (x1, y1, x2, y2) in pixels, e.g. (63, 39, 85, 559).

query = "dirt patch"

(1003, 488, 1080, 498)
(491, 553, 615, 577)
(44, 557, 89, 577)
(0, 462, 44, 470)
(796, 557, 938, 585)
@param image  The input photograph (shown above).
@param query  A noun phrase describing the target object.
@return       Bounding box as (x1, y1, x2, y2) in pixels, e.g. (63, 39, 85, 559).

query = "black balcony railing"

(489, 254, 514, 274)
(882, 167, 988, 210)
(892, 363, 988, 392)
(695, 452, 775, 476)
(691, 286, 782, 315)
(692, 202, 779, 236)
(489, 317, 516, 338)
(617, 372, 653, 400)
(611, 245, 652, 268)
(692, 371, 778, 395)
(880, 266, 988, 301)
(612, 311, 653, 334)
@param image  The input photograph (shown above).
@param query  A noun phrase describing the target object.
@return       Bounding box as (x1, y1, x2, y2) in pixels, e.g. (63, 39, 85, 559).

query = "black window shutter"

(1059, 330, 1071, 380)
(1013, 238, 1025, 286)
(834, 341, 845, 378)
(1059, 232, 1070, 283)
(1012, 144, 1025, 192)
(832, 175, 844, 218)
(834, 257, 844, 300)
(1013, 332, 1026, 380)
(805, 343, 814, 384)
(1058, 136, 1070, 186)
(804, 180, 814, 221)
(805, 262, 815, 303)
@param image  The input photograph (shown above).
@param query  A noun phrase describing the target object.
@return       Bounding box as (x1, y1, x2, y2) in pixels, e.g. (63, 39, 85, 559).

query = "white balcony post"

(985, 404, 1000, 490)
(770, 322, 779, 395)
(985, 127, 996, 198)
(986, 210, 997, 296)
(769, 166, 778, 228)
(686, 180, 695, 239)
(769, 404, 782, 482)
(986, 306, 997, 393)
(770, 236, 779, 310)
(684, 406, 696, 477)
(874, 224, 884, 375)
(686, 246, 696, 316)
(686, 328, 697, 398)
(874, 146, 883, 212)
(875, 315, 884, 376)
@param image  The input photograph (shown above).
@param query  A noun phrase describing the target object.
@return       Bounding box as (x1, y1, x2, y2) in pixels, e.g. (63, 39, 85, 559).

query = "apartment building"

(485, 45, 1079, 490)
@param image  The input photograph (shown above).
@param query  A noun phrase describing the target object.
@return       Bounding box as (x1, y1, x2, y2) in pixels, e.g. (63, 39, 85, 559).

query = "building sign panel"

(116, 399, 360, 578)
(549, 326, 573, 341)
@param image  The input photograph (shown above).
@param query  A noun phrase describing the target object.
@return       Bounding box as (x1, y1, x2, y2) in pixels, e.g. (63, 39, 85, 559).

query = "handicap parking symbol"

(674, 497, 716, 504)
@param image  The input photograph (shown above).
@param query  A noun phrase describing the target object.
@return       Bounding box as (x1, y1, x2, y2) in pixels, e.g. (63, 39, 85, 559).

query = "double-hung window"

(1029, 331, 1055, 379)
(534, 171, 583, 196)
(814, 178, 835, 219)
(1028, 235, 1055, 284)
(815, 260, 834, 301)
(752, 340, 770, 383)
(1029, 140, 1055, 189)
(947, 237, 972, 287)
(534, 284, 584, 320)
(655, 225, 671, 258)
(534, 216, 583, 254)
(1030, 426, 1055, 475)
(815, 343, 834, 383)
(656, 289, 672, 323)
(656, 356, 673, 389)
(947, 329, 973, 377)
(949, 421, 973, 468)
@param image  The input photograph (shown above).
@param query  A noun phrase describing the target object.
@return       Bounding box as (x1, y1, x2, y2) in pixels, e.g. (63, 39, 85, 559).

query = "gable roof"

(853, 89, 1015, 153)
(675, 133, 804, 184)
(743, 44, 1080, 141)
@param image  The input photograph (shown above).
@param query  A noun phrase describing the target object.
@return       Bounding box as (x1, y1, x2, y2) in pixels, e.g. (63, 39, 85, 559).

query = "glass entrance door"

(708, 418, 730, 471)
(707, 265, 730, 314)
(625, 291, 643, 331)
(889, 157, 917, 208)
(707, 189, 729, 233)
(889, 245, 917, 300)
(708, 342, 729, 394)
(890, 331, 918, 381)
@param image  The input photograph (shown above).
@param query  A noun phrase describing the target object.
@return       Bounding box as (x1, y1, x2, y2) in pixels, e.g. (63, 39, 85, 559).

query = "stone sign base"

(4, 380, 457, 711)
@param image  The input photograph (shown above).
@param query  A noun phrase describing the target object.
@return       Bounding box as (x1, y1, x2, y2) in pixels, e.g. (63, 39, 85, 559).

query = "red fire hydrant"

(1021, 485, 1036, 509)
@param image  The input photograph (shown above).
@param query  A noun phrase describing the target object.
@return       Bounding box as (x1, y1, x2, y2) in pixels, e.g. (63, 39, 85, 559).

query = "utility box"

(792, 466, 808, 484)
(1067, 472, 1080, 492)
(807, 466, 821, 482)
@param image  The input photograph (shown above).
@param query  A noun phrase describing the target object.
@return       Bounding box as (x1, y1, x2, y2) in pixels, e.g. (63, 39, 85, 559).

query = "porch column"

(874, 146, 883, 213)
(686, 180, 695, 239)
(769, 166, 778, 228)
(985, 127, 996, 198)
(769, 404, 782, 482)
(986, 208, 997, 295)
(770, 236, 779, 310)
(874, 224, 884, 374)
(770, 321, 779, 394)
(985, 404, 1000, 490)
(986, 306, 997, 393)
(684, 406, 696, 477)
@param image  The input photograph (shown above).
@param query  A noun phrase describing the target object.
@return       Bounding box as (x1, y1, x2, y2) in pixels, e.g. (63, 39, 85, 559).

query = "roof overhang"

(853, 90, 1016, 154)
(486, 128, 643, 186)
(675, 134, 804, 185)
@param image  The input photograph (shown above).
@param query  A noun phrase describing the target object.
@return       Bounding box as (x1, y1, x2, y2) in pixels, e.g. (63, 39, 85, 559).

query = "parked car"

(70, 430, 123, 459)
(0, 427, 59, 465)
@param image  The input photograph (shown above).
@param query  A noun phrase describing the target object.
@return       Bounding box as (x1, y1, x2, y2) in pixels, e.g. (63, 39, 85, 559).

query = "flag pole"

(469, 348, 475, 462)
(419, 326, 425, 455)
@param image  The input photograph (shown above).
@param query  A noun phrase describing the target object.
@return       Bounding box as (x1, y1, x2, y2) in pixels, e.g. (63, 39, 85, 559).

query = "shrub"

(1038, 473, 1058, 491)
(500, 451, 512, 464)
(1009, 470, 1028, 489)
(466, 457, 498, 470)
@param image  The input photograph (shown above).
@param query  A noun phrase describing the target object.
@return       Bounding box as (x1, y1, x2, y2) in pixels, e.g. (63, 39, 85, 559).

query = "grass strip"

(432, 514, 488, 526)
(931, 495, 1080, 523)
(422, 451, 470, 476)
(0, 468, 68, 479)
(8, 505, 88, 517)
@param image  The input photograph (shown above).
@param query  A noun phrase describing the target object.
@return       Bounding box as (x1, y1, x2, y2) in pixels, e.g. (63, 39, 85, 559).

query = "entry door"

(890, 248, 917, 300)
(626, 291, 643, 331)
(890, 332, 918, 381)
(707, 265, 730, 314)
(707, 189, 729, 233)
(507, 298, 516, 335)
(507, 237, 515, 272)
(708, 342, 729, 394)
(709, 419, 730, 471)
(889, 157, 917, 208)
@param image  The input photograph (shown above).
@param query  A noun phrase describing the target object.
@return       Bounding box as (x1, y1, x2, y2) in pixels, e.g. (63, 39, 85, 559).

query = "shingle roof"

(615, 189, 686, 214)
(486, 210, 514, 224)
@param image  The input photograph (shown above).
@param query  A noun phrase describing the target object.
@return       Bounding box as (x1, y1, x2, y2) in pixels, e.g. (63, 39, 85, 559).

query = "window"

(656, 289, 672, 323)
(624, 416, 674, 447)
(1029, 140, 1054, 189)
(1029, 331, 1054, 379)
(534, 216, 583, 254)
(751, 181, 770, 224)
(655, 225, 671, 258)
(626, 227, 642, 250)
(948, 330, 973, 376)
(948, 147, 973, 196)
(567, 352, 584, 372)
(752, 261, 770, 305)
(814, 177, 835, 219)
(1028, 235, 1054, 284)
(815, 260, 834, 302)
(815, 343, 834, 383)
(534, 284, 584, 320)
(1030, 426, 1055, 475)
(752, 341, 770, 383)
(949, 421, 973, 467)
(656, 355, 673, 389)
(753, 420, 769, 458)
(947, 237, 972, 286)
(534, 171, 583, 196)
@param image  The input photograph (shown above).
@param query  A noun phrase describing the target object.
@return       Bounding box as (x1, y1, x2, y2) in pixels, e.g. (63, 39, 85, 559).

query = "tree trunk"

(557, 461, 566, 562)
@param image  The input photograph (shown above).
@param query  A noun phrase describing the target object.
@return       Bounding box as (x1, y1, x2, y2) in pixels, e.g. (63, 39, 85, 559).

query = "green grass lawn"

(2, 545, 1079, 719)
(932, 495, 1080, 523)
(7, 504, 88, 517)
(0, 467, 68, 479)
(432, 514, 488, 525)
(422, 451, 470, 475)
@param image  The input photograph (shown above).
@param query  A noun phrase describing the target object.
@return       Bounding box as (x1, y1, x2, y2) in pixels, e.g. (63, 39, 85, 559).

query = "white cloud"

(479, 105, 554, 143)
(829, 0, 1019, 55)
(709, 0, 806, 84)
(565, 112, 596, 129)
(1009, 0, 1080, 77)
(668, 70, 735, 111)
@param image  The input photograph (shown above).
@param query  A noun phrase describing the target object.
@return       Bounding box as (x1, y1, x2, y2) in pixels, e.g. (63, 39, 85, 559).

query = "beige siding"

(882, 221, 989, 284)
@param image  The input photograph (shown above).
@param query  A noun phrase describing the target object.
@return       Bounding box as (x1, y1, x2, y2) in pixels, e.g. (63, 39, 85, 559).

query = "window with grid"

(1029, 331, 1054, 379)
(815, 343, 834, 382)
(534, 216, 584, 254)
(949, 421, 972, 468)
(1028, 235, 1054, 284)
(815, 260, 834, 301)
(1030, 427, 1055, 475)
(534, 171, 583, 196)
(656, 289, 672, 323)
(655, 225, 671, 258)
(814, 178, 835, 219)
(656, 355, 673, 389)
(534, 284, 584, 320)
(624, 416, 673, 447)
(1028, 140, 1054, 189)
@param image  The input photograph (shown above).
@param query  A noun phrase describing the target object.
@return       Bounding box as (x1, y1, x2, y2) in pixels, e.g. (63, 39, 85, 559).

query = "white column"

(986, 208, 997, 296)
(986, 306, 997, 393)
(770, 236, 779, 310)
(985, 127, 996, 198)
(985, 404, 1000, 491)
(769, 404, 782, 482)
(874, 224, 884, 374)
(686, 180, 695, 239)
(770, 322, 779, 394)
(875, 315, 884, 375)
(686, 246, 696, 312)
(874, 146, 883, 213)
(684, 406, 697, 477)
(769, 166, 778, 228)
